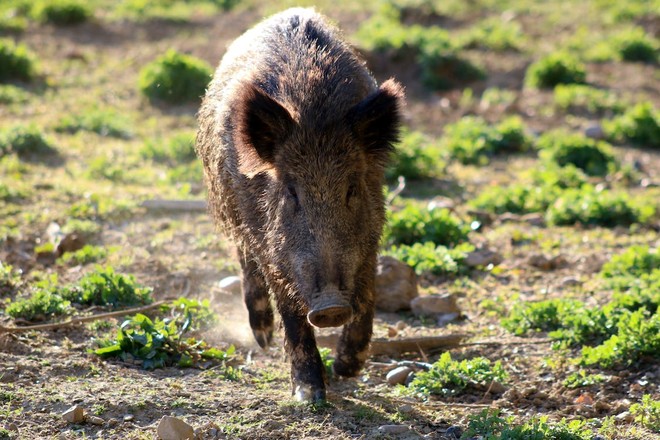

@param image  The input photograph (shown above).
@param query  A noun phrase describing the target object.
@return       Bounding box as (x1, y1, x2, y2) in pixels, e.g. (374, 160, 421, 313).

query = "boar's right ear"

(347, 79, 404, 165)
(234, 83, 295, 177)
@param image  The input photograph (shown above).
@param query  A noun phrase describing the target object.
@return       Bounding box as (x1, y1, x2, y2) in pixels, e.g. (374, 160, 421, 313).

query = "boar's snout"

(307, 290, 353, 328)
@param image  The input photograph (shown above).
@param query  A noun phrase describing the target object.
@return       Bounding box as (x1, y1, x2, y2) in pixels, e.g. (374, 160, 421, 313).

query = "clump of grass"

(407, 352, 507, 398)
(546, 186, 653, 227)
(479, 87, 517, 110)
(140, 131, 196, 164)
(600, 245, 660, 279)
(0, 84, 30, 104)
(562, 370, 605, 389)
(458, 17, 524, 51)
(0, 38, 35, 82)
(32, 0, 92, 25)
(55, 108, 133, 138)
(440, 116, 530, 165)
(0, 182, 28, 202)
(630, 395, 660, 432)
(0, 124, 56, 158)
(537, 131, 617, 176)
(525, 52, 587, 89)
(604, 101, 659, 147)
(5, 276, 70, 320)
(384, 241, 474, 276)
(384, 204, 470, 247)
(0, 262, 21, 296)
(463, 409, 594, 440)
(92, 298, 232, 370)
(60, 266, 153, 307)
(611, 28, 658, 63)
(469, 184, 559, 215)
(553, 84, 625, 115)
(58, 245, 109, 266)
(386, 129, 443, 181)
(139, 49, 212, 104)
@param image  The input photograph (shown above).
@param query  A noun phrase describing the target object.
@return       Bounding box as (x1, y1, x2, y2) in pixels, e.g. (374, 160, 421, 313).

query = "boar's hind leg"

(333, 305, 374, 378)
(239, 253, 274, 349)
(278, 301, 327, 402)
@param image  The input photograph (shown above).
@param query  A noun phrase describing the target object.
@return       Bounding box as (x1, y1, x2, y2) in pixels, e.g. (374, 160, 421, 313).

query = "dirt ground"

(1, 1, 659, 439)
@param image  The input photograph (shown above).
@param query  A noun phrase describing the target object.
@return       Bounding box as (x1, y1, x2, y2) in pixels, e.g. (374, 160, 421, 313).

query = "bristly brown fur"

(195, 7, 405, 402)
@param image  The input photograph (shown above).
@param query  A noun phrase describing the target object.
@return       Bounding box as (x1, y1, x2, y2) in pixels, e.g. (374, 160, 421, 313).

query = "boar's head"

(233, 79, 403, 328)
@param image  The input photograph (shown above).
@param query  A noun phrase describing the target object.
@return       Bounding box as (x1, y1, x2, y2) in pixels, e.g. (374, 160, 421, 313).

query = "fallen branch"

(0, 300, 168, 334)
(317, 333, 467, 357)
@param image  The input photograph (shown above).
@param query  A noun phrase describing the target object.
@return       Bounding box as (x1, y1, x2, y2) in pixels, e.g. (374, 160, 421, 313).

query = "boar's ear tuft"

(348, 79, 404, 164)
(234, 83, 295, 177)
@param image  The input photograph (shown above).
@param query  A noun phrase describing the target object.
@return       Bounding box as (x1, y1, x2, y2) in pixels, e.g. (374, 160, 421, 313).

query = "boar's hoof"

(252, 329, 273, 349)
(307, 292, 353, 328)
(293, 384, 326, 403)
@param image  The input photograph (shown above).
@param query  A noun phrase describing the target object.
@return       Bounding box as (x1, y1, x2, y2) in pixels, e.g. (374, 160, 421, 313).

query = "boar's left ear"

(347, 79, 404, 164)
(234, 83, 295, 177)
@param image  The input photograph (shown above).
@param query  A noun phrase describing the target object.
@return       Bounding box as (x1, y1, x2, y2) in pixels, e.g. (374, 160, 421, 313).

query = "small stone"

(218, 276, 241, 295)
(5, 423, 18, 432)
(375, 256, 418, 312)
(123, 414, 134, 422)
(157, 416, 195, 440)
(387, 326, 398, 337)
(464, 248, 503, 267)
(410, 294, 460, 317)
(386, 366, 413, 386)
(584, 123, 604, 140)
(561, 276, 581, 287)
(521, 212, 545, 227)
(107, 418, 119, 427)
(399, 404, 414, 414)
(528, 254, 568, 271)
(445, 426, 463, 439)
(395, 320, 407, 331)
(62, 405, 85, 424)
(377, 424, 410, 435)
(86, 415, 105, 426)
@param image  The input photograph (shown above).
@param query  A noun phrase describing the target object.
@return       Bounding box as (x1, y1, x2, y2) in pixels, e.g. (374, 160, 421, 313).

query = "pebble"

(86, 415, 105, 426)
(399, 404, 414, 414)
(62, 405, 85, 424)
(377, 424, 410, 435)
(464, 248, 503, 267)
(386, 366, 413, 386)
(218, 276, 241, 295)
(584, 123, 604, 140)
(410, 294, 460, 317)
(445, 426, 463, 439)
(395, 320, 407, 331)
(375, 256, 419, 312)
(123, 414, 134, 422)
(157, 416, 195, 440)
(561, 276, 581, 287)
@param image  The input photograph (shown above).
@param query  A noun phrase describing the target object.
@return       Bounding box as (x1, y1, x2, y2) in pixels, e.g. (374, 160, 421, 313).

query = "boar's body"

(196, 8, 403, 402)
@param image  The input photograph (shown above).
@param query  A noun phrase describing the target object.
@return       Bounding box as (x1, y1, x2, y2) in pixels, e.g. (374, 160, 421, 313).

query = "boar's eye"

(287, 184, 299, 204)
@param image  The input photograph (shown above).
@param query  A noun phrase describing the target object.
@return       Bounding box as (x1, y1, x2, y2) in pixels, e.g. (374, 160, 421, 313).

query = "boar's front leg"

(277, 298, 327, 402)
(239, 251, 274, 348)
(333, 288, 374, 378)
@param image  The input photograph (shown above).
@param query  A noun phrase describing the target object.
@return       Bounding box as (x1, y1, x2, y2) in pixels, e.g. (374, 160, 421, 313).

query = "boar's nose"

(307, 289, 353, 328)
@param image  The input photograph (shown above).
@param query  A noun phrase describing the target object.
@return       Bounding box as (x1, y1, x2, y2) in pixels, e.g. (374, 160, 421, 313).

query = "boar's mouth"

(307, 290, 353, 328)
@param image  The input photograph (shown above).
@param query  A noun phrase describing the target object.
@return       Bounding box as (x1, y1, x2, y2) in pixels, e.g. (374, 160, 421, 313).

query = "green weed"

(469, 183, 559, 215)
(563, 370, 605, 388)
(553, 84, 625, 115)
(537, 131, 617, 176)
(601, 245, 660, 278)
(0, 262, 21, 296)
(611, 27, 659, 63)
(32, 0, 92, 25)
(6, 280, 71, 321)
(58, 245, 109, 265)
(164, 297, 217, 331)
(384, 204, 470, 247)
(0, 182, 27, 202)
(318, 347, 334, 376)
(458, 17, 524, 51)
(440, 116, 530, 165)
(630, 395, 660, 432)
(407, 352, 507, 398)
(384, 242, 474, 276)
(0, 38, 35, 81)
(55, 108, 133, 138)
(525, 52, 587, 89)
(604, 101, 659, 147)
(59, 266, 153, 307)
(140, 131, 196, 164)
(479, 87, 517, 110)
(0, 124, 56, 158)
(139, 49, 212, 104)
(0, 85, 29, 104)
(386, 129, 443, 181)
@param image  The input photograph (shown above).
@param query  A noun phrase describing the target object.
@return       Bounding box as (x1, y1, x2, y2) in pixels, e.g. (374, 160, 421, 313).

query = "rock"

(377, 424, 410, 435)
(468, 210, 494, 227)
(387, 326, 398, 337)
(107, 418, 119, 427)
(521, 213, 545, 227)
(157, 416, 195, 440)
(5, 423, 18, 432)
(86, 415, 105, 426)
(395, 320, 407, 331)
(584, 123, 604, 140)
(386, 366, 413, 386)
(427, 196, 455, 211)
(527, 254, 568, 271)
(410, 294, 460, 317)
(56, 233, 86, 256)
(218, 276, 241, 295)
(62, 405, 85, 424)
(464, 248, 503, 267)
(399, 404, 414, 413)
(560, 276, 581, 287)
(375, 256, 418, 312)
(123, 414, 134, 422)
(445, 426, 462, 439)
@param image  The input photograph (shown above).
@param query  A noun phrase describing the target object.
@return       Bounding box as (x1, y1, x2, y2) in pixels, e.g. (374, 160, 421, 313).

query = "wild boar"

(196, 7, 404, 402)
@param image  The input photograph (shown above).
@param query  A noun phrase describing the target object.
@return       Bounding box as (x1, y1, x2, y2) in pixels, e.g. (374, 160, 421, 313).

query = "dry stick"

(0, 300, 169, 334)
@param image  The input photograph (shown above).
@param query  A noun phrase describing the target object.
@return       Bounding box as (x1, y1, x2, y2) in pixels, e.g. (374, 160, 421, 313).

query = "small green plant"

(440, 116, 529, 165)
(139, 49, 212, 104)
(0, 262, 21, 296)
(55, 108, 132, 138)
(601, 245, 660, 280)
(630, 395, 660, 432)
(384, 242, 474, 276)
(537, 131, 617, 176)
(386, 129, 443, 181)
(611, 28, 659, 63)
(140, 131, 196, 164)
(92, 299, 232, 370)
(164, 297, 217, 331)
(0, 38, 35, 81)
(525, 52, 587, 89)
(479, 87, 517, 109)
(0, 84, 30, 104)
(6, 286, 71, 321)
(604, 101, 659, 147)
(318, 347, 334, 376)
(58, 245, 109, 265)
(469, 183, 559, 215)
(0, 124, 55, 157)
(407, 352, 507, 398)
(60, 266, 153, 307)
(553, 84, 625, 115)
(458, 17, 524, 51)
(32, 0, 92, 25)
(563, 370, 605, 388)
(384, 205, 470, 247)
